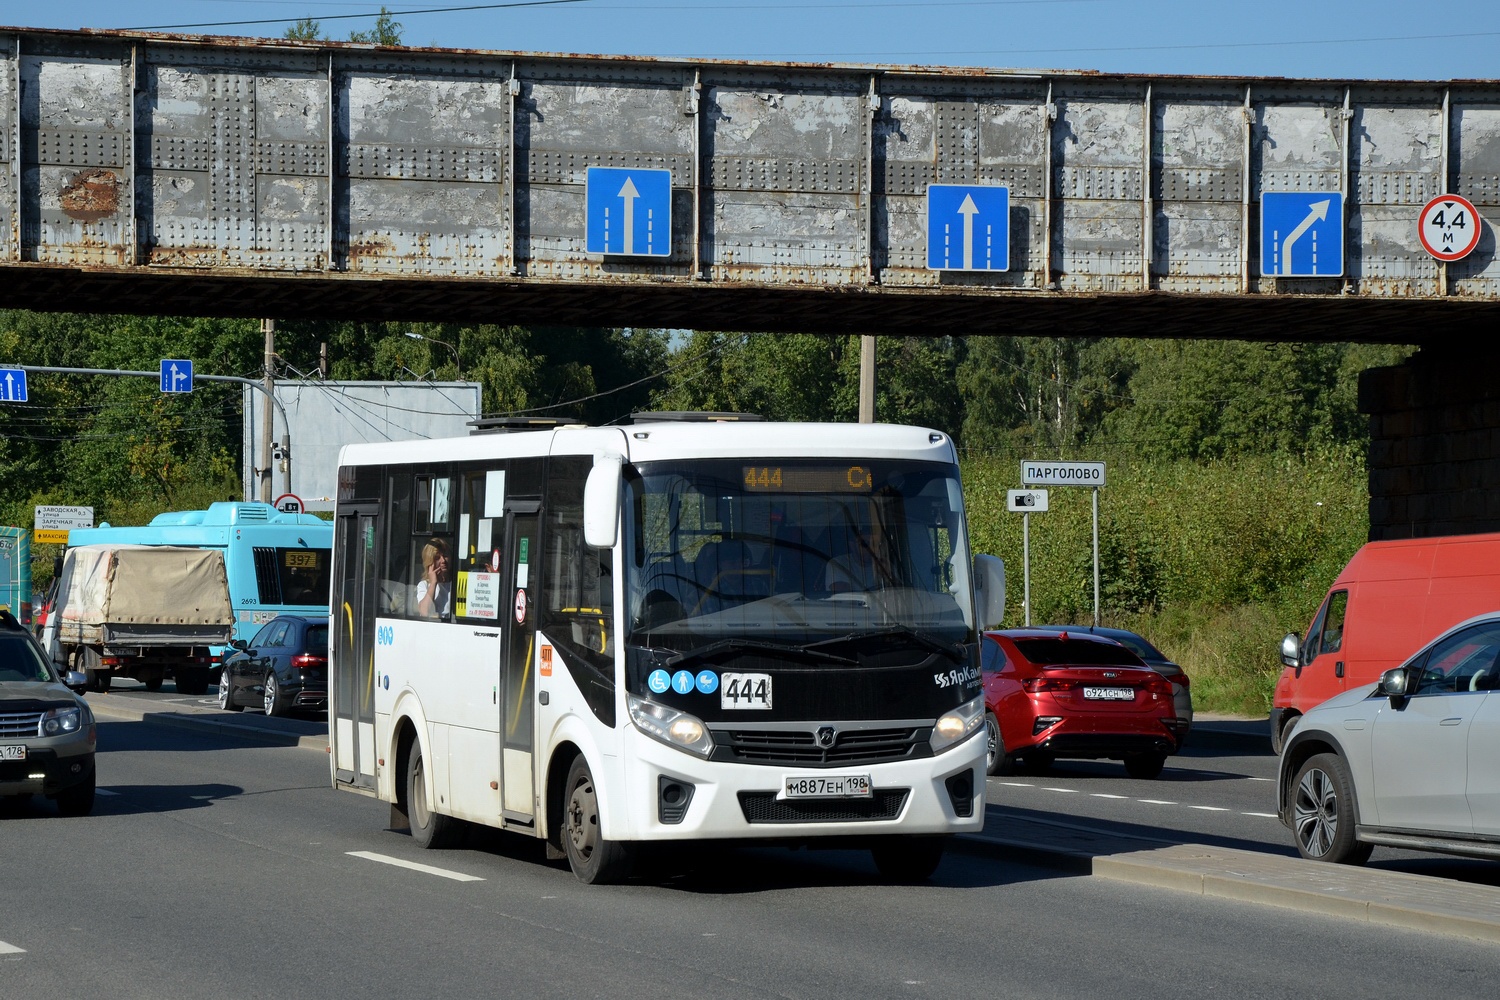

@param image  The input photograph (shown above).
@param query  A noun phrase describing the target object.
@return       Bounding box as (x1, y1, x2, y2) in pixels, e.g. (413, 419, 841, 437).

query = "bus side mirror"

(584, 456, 623, 548)
(1280, 633, 1301, 669)
(973, 554, 1005, 631)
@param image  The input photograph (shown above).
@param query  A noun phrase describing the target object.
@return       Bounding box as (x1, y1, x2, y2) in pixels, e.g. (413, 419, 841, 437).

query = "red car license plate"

(1082, 686, 1134, 701)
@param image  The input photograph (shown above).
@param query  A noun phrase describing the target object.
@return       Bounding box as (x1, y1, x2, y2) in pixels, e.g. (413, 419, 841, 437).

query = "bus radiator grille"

(737, 789, 910, 824)
(713, 727, 928, 767)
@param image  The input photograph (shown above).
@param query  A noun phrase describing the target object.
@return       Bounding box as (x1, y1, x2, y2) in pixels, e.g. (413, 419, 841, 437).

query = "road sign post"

(585, 166, 672, 257)
(1022, 462, 1107, 626)
(1007, 490, 1049, 625)
(1261, 192, 1344, 277)
(926, 184, 1010, 271)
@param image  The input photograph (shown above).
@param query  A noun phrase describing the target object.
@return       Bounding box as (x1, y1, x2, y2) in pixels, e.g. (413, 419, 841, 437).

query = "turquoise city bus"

(0, 526, 32, 626)
(66, 502, 334, 649)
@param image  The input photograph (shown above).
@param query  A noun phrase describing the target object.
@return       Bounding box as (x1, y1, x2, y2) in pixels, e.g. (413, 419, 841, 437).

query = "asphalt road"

(4, 714, 1500, 999)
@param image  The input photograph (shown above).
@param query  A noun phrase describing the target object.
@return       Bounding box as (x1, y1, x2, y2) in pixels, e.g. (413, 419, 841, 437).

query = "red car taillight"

(1144, 673, 1173, 697)
(291, 654, 326, 671)
(1021, 676, 1070, 693)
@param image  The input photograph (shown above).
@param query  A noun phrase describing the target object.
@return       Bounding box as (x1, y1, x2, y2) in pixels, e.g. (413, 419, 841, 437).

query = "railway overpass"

(0, 25, 1496, 537)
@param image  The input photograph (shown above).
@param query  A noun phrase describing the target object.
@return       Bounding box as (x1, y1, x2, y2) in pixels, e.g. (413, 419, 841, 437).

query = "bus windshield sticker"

(485, 470, 506, 517)
(466, 572, 500, 619)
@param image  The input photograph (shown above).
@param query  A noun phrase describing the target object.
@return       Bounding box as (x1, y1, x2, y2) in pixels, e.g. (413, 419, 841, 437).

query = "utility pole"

(858, 335, 876, 423)
(261, 318, 276, 502)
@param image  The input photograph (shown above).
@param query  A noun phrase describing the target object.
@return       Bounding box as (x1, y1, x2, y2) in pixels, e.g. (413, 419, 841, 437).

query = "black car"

(217, 615, 328, 717)
(1, 609, 96, 815)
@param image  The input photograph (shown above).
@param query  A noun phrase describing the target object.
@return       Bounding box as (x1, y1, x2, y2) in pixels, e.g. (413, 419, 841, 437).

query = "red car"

(981, 629, 1180, 779)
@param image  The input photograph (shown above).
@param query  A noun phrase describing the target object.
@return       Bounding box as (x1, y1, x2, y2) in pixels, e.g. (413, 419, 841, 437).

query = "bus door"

(333, 511, 378, 791)
(500, 501, 540, 824)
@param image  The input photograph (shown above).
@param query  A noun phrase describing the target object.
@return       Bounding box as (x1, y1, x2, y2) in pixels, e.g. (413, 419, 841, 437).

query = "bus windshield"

(624, 458, 974, 648)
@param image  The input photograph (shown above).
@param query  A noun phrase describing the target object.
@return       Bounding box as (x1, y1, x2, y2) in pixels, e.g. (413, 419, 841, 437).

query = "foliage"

(284, 18, 322, 41)
(348, 7, 404, 45)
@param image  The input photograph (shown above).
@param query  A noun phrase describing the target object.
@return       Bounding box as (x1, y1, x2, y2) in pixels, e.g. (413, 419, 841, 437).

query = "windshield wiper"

(666, 638, 857, 668)
(808, 625, 968, 664)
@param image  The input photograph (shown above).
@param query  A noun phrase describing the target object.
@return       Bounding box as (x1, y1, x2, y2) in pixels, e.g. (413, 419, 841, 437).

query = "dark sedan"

(217, 615, 328, 717)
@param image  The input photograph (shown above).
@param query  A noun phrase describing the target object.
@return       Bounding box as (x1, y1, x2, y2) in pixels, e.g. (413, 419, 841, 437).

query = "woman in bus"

(415, 538, 453, 619)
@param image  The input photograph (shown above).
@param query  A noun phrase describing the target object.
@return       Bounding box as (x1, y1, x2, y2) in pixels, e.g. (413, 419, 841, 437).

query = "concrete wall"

(1360, 349, 1500, 540)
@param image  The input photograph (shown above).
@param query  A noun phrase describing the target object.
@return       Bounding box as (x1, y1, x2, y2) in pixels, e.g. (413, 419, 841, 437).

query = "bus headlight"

(929, 696, 984, 755)
(627, 694, 715, 759)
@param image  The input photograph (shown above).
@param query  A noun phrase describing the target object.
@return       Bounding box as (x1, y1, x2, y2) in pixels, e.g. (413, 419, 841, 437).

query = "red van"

(1271, 532, 1500, 753)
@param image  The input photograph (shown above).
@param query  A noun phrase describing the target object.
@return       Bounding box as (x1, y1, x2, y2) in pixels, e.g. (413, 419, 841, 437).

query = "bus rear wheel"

(562, 757, 633, 884)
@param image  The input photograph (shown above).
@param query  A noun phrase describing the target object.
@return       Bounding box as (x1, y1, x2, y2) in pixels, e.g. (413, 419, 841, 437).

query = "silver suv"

(1, 610, 96, 816)
(1277, 611, 1500, 863)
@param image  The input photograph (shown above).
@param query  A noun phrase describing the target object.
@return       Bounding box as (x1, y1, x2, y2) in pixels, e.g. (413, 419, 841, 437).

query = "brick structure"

(1359, 348, 1500, 540)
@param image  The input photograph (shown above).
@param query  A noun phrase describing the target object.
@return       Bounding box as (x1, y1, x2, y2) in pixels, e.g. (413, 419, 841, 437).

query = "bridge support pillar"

(1360, 345, 1500, 540)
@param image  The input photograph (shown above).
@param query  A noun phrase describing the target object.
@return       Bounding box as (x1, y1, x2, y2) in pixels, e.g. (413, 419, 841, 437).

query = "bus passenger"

(416, 538, 453, 619)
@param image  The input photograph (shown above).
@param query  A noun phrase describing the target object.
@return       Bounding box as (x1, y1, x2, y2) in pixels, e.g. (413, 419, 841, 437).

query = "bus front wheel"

(404, 739, 460, 849)
(562, 756, 633, 884)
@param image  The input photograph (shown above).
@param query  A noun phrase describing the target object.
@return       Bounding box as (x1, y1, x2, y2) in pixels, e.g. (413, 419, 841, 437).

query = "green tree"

(284, 18, 323, 41)
(349, 7, 403, 45)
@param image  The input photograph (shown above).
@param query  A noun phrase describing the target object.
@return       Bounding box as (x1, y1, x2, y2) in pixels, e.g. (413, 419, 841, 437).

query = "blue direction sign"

(586, 166, 672, 257)
(160, 359, 194, 393)
(0, 367, 27, 402)
(1261, 192, 1344, 277)
(927, 184, 1010, 271)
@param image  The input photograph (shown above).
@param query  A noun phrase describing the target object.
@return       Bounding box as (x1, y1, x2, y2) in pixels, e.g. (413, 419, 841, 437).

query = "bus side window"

(382, 471, 414, 615)
(546, 457, 613, 657)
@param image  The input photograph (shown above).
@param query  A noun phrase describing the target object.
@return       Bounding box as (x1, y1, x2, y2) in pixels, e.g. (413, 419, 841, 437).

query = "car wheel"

(1291, 752, 1373, 865)
(263, 674, 283, 717)
(563, 756, 634, 884)
(218, 669, 242, 712)
(55, 769, 96, 817)
(1124, 752, 1167, 780)
(871, 835, 946, 882)
(405, 739, 461, 850)
(1271, 713, 1299, 756)
(143, 677, 163, 692)
(983, 713, 1012, 776)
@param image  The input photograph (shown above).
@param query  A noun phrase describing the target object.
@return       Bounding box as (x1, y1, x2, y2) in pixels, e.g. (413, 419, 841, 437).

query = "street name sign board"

(0, 367, 27, 402)
(34, 505, 94, 530)
(585, 166, 672, 257)
(1261, 192, 1344, 277)
(1419, 194, 1482, 262)
(1007, 489, 1049, 512)
(1021, 461, 1106, 487)
(926, 184, 1010, 271)
(160, 358, 194, 393)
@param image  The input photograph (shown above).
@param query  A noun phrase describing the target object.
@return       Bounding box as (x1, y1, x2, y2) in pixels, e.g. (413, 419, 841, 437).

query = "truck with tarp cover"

(41, 544, 234, 693)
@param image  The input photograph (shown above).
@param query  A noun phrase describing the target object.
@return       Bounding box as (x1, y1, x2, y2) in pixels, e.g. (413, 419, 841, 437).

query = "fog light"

(945, 770, 975, 817)
(1033, 716, 1062, 735)
(658, 776, 695, 824)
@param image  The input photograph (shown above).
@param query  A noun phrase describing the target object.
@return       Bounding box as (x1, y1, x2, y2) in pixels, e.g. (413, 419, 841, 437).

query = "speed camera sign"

(1419, 194, 1482, 262)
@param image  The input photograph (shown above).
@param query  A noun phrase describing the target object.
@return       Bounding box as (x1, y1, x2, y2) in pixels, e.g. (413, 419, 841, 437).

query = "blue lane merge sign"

(0, 367, 27, 402)
(160, 358, 194, 393)
(586, 166, 672, 257)
(1261, 192, 1344, 277)
(927, 184, 1010, 271)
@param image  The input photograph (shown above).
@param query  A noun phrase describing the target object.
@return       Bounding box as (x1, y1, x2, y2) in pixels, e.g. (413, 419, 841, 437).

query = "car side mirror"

(63, 670, 88, 695)
(1280, 633, 1301, 669)
(230, 639, 249, 651)
(1379, 667, 1411, 707)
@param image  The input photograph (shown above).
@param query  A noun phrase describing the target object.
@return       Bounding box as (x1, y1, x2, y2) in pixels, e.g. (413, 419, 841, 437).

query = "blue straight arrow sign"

(586, 166, 672, 257)
(0, 367, 27, 402)
(160, 359, 194, 393)
(927, 184, 1010, 271)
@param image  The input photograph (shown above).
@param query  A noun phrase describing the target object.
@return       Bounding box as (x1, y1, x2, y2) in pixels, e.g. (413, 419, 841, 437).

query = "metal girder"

(1, 25, 1499, 341)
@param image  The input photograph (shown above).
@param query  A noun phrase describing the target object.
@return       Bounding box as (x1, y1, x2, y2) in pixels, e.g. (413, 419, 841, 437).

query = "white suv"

(1, 610, 97, 816)
(1277, 611, 1500, 863)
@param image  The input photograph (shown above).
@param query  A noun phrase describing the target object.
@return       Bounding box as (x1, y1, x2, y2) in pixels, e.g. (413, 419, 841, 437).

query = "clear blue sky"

(4, 1, 1498, 82)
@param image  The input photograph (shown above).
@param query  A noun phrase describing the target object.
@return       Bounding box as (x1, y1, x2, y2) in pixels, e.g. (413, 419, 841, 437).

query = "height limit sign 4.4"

(1419, 194, 1483, 262)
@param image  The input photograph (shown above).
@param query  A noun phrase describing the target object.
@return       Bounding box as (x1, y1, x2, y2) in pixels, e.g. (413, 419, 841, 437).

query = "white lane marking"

(1137, 799, 1177, 805)
(96, 789, 119, 797)
(0, 941, 24, 955)
(1243, 812, 1279, 818)
(1041, 787, 1079, 794)
(997, 782, 1034, 787)
(1090, 793, 1128, 799)
(1189, 805, 1229, 812)
(1247, 777, 1274, 782)
(346, 851, 484, 882)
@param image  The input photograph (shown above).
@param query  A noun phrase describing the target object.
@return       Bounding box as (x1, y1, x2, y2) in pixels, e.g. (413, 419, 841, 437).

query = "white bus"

(329, 414, 1005, 883)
